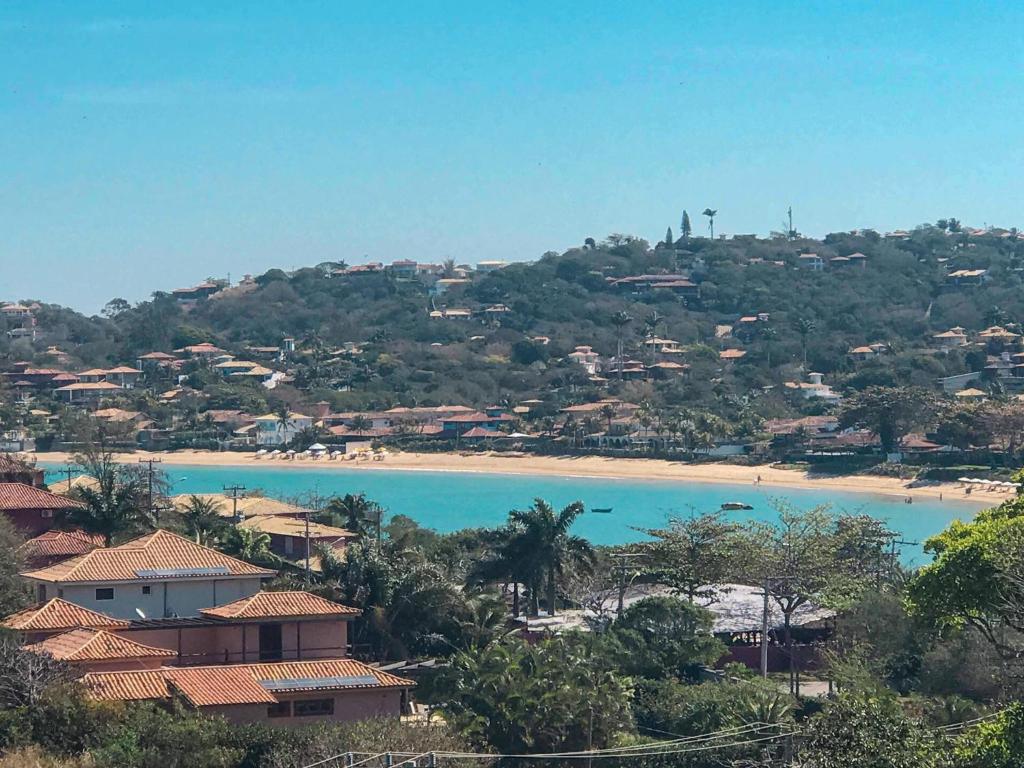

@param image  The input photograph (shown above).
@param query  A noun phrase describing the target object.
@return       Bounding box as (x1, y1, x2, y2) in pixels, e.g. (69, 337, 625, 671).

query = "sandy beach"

(33, 449, 995, 504)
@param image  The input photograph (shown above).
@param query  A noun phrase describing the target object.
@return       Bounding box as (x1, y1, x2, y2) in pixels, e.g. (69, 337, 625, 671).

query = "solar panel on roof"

(134, 566, 231, 579)
(260, 675, 379, 690)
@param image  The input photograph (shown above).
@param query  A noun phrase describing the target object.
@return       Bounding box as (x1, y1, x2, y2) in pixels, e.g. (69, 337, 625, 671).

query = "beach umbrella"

(957, 476, 970, 483)
(308, 443, 327, 452)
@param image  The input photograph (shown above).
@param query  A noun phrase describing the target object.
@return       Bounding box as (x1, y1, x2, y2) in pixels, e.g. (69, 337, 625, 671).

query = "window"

(293, 698, 334, 717)
(36, 584, 46, 602)
(95, 588, 114, 601)
(267, 701, 291, 718)
(142, 586, 151, 595)
(40, 509, 53, 518)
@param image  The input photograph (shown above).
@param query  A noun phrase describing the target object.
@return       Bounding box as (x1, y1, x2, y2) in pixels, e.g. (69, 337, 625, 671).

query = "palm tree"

(644, 311, 663, 364)
(760, 325, 778, 368)
(68, 464, 150, 546)
(442, 258, 457, 278)
(702, 208, 717, 239)
(794, 317, 816, 370)
(506, 499, 595, 617)
(180, 495, 225, 544)
(610, 311, 633, 379)
(274, 404, 292, 446)
(224, 527, 276, 565)
(599, 403, 617, 437)
(454, 592, 514, 650)
(325, 493, 382, 540)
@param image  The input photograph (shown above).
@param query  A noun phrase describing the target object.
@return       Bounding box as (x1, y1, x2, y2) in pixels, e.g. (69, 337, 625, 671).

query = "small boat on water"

(720, 502, 753, 511)
(591, 507, 613, 514)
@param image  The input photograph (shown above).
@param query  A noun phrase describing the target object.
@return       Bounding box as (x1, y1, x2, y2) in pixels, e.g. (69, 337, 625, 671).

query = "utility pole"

(889, 538, 918, 582)
(760, 577, 771, 678)
(611, 552, 645, 617)
(61, 464, 74, 491)
(223, 484, 246, 522)
(303, 487, 324, 585)
(138, 458, 162, 522)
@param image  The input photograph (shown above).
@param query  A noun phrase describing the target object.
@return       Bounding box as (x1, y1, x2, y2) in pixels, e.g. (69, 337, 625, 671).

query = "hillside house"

(933, 327, 969, 349)
(785, 372, 842, 403)
(797, 253, 824, 271)
(20, 530, 104, 570)
(568, 345, 601, 375)
(237, 516, 356, 560)
(946, 269, 989, 287)
(0, 454, 44, 487)
(54, 381, 123, 403)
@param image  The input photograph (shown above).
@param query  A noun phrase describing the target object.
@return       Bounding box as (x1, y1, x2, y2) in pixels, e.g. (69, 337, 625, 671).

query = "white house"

(784, 372, 841, 403)
(20, 530, 275, 620)
(253, 412, 314, 447)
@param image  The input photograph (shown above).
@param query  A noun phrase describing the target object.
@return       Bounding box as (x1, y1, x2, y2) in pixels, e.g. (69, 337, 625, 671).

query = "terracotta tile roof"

(20, 529, 104, 560)
(0, 483, 84, 511)
(85, 659, 414, 706)
(199, 591, 359, 620)
(238, 516, 354, 540)
(25, 628, 175, 662)
(55, 382, 123, 392)
(21, 529, 276, 583)
(2, 598, 129, 631)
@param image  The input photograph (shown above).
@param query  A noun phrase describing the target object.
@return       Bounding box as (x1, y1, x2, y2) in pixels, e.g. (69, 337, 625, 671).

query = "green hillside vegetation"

(4, 222, 1024, 435)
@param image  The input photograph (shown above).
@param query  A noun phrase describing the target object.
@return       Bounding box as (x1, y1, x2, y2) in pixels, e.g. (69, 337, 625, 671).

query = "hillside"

(3, 222, 1024, 439)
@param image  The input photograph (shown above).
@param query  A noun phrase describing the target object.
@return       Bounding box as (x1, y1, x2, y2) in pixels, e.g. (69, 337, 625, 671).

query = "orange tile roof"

(0, 483, 84, 511)
(21, 529, 276, 584)
(199, 591, 359, 620)
(25, 628, 175, 662)
(20, 530, 104, 560)
(2, 598, 129, 631)
(85, 659, 414, 707)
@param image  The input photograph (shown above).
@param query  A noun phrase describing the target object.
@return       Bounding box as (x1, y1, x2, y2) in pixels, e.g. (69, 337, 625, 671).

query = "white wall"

(39, 577, 264, 619)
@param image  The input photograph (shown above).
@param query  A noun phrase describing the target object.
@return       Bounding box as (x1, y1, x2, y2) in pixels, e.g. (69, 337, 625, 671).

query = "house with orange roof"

(25, 628, 176, 672)
(84, 657, 414, 724)
(5, 591, 359, 667)
(54, 381, 123, 403)
(20, 529, 104, 569)
(104, 365, 143, 389)
(0, 483, 84, 537)
(20, 529, 276, 618)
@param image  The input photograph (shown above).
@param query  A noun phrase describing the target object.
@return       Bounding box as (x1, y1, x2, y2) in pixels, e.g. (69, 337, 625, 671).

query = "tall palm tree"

(506, 499, 595, 617)
(68, 465, 150, 546)
(349, 414, 372, 434)
(610, 311, 633, 380)
(274, 404, 292, 446)
(702, 208, 718, 239)
(760, 325, 778, 368)
(794, 317, 816, 370)
(181, 495, 225, 544)
(644, 311, 663, 365)
(599, 403, 617, 437)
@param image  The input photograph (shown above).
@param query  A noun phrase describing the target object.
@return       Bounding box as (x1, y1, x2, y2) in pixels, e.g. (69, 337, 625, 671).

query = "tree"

(664, 227, 673, 247)
(0, 515, 30, 616)
(838, 386, 939, 455)
(642, 512, 742, 602)
(794, 316, 817, 370)
(599, 403, 617, 436)
(432, 634, 632, 754)
(702, 208, 717, 238)
(798, 694, 950, 768)
(180, 495, 225, 545)
(954, 701, 1024, 768)
(736, 504, 889, 694)
(681, 210, 692, 239)
(503, 499, 595, 616)
(324, 493, 382, 540)
(68, 452, 151, 546)
(610, 311, 633, 380)
(907, 496, 1024, 661)
(609, 596, 724, 679)
(221, 527, 276, 567)
(0, 640, 74, 709)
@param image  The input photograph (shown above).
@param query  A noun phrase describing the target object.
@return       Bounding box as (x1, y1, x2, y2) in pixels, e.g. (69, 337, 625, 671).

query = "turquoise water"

(43, 463, 986, 566)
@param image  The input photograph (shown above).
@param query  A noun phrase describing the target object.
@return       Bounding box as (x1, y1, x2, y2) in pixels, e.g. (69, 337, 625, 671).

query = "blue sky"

(2, 2, 1024, 312)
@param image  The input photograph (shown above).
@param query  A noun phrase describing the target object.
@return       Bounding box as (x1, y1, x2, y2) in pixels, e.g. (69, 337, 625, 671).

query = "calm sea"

(42, 463, 987, 566)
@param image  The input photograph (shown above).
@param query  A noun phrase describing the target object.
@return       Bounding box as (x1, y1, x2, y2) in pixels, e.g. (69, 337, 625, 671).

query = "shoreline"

(33, 450, 994, 505)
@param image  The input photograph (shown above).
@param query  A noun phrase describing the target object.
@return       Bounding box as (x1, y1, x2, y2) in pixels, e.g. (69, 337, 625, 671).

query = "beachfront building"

(0, 483, 84, 537)
(254, 412, 314, 447)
